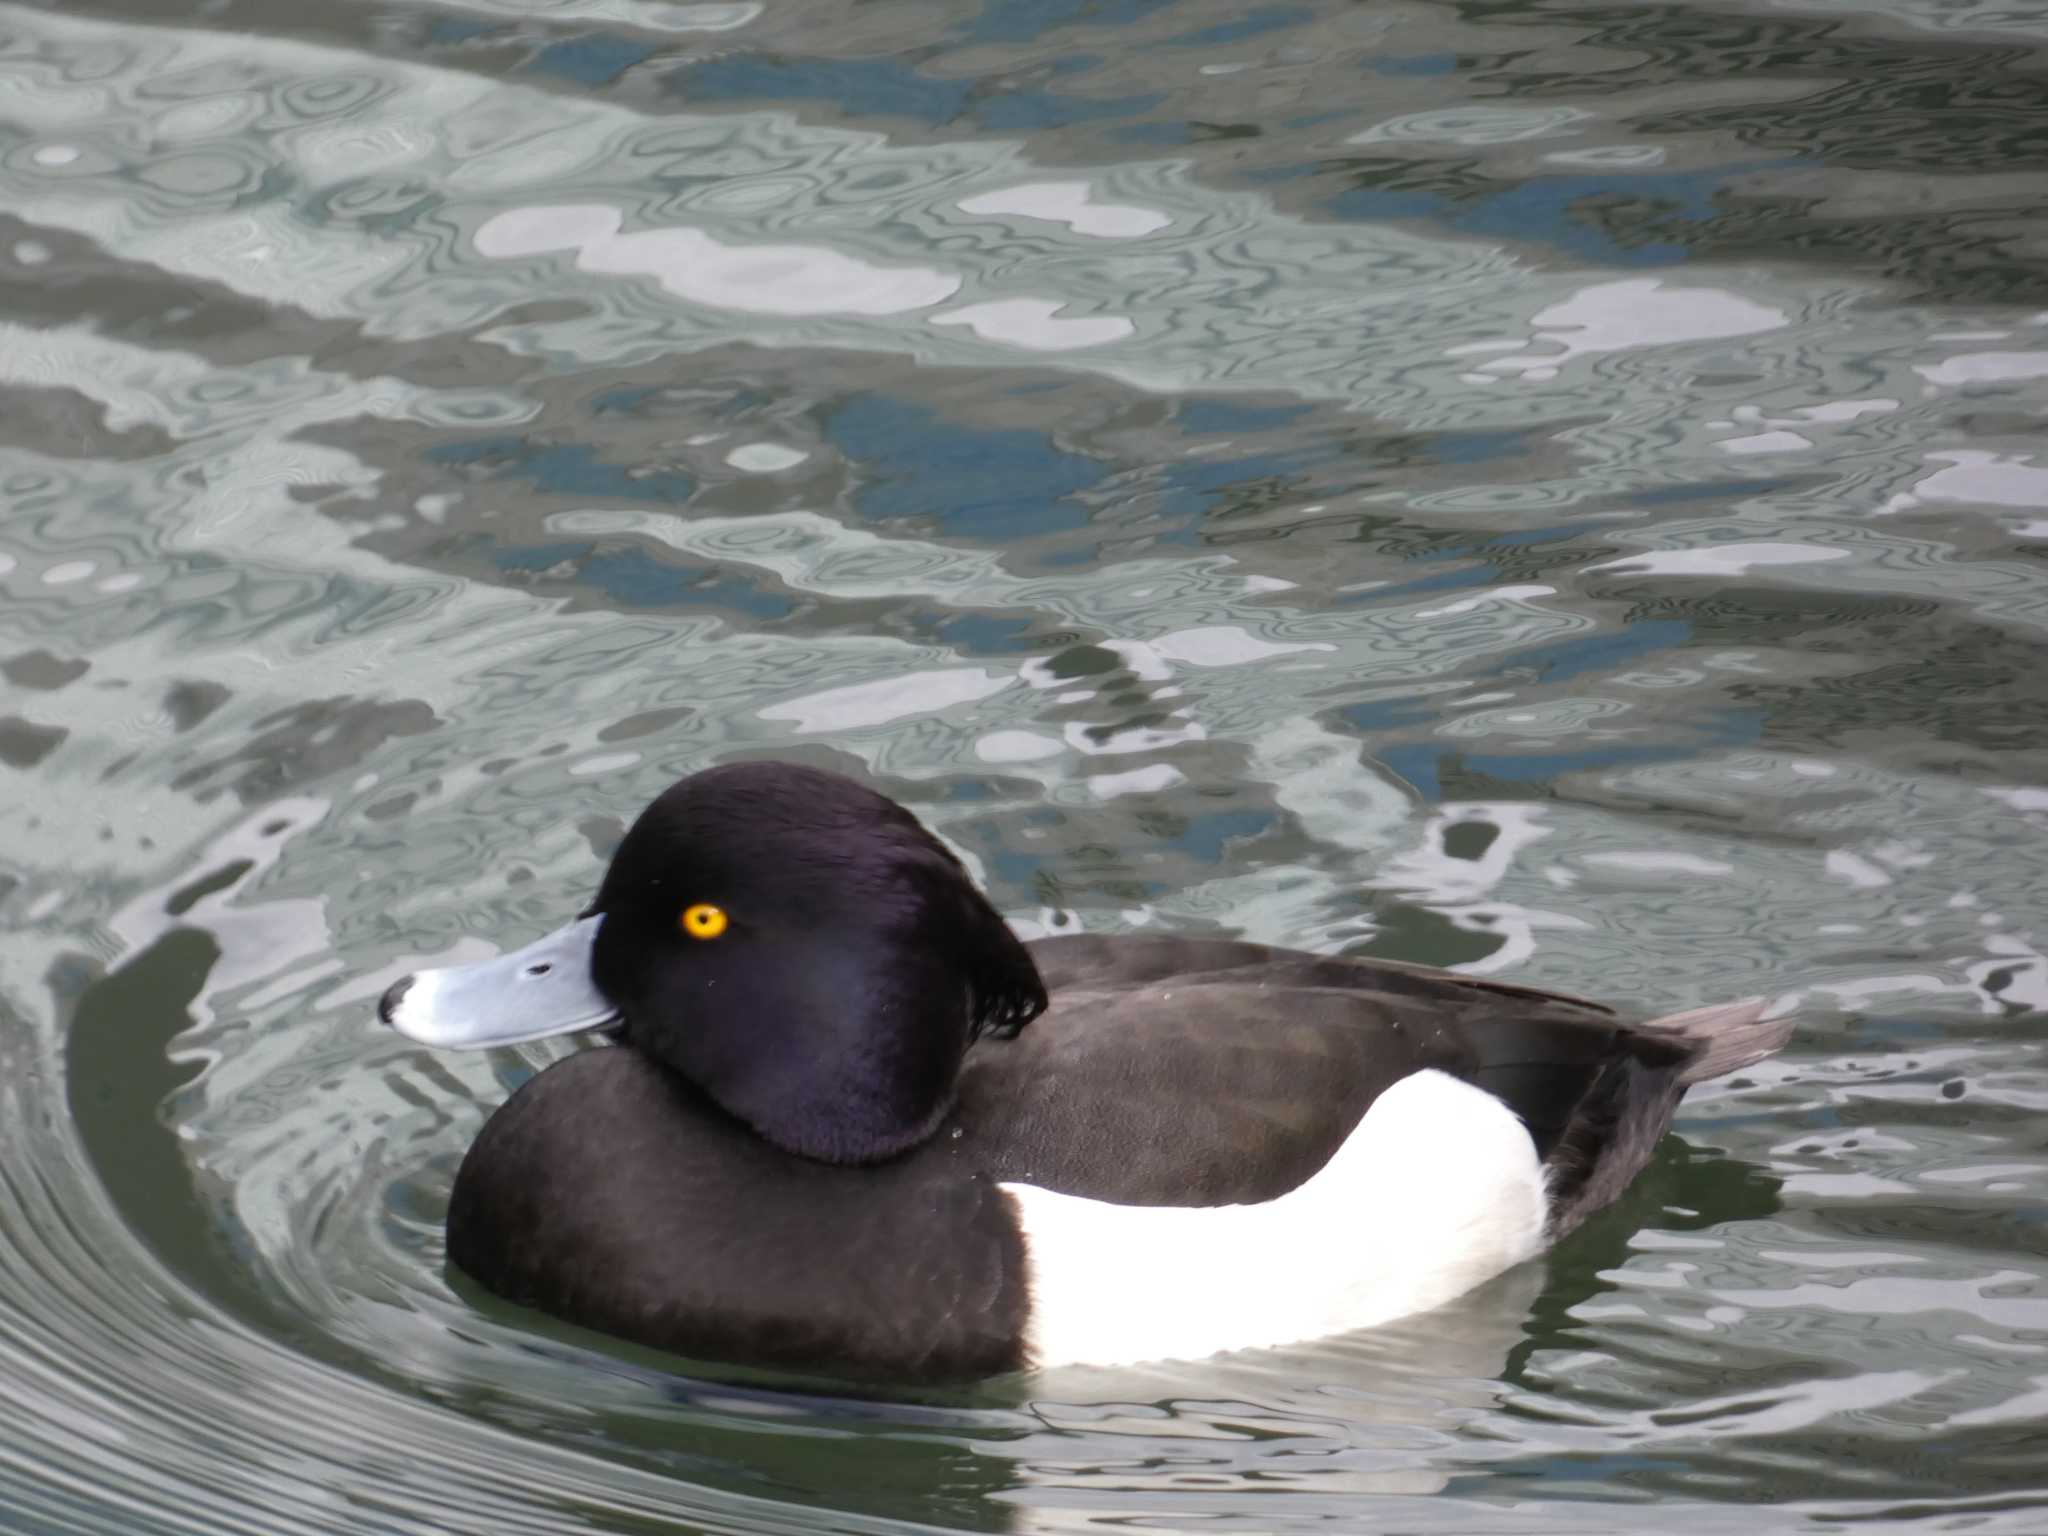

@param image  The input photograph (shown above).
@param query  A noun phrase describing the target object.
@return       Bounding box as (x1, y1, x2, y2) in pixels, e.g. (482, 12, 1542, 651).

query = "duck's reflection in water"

(985, 1262, 1548, 1516)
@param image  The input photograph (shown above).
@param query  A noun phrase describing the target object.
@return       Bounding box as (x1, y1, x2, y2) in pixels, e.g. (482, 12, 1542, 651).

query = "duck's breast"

(446, 1048, 1034, 1381)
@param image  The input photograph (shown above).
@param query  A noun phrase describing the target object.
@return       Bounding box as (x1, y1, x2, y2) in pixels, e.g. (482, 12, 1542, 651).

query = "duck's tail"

(1543, 999, 1792, 1240)
(1650, 998, 1797, 1086)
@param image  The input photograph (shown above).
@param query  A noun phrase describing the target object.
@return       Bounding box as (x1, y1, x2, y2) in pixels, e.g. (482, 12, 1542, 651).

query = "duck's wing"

(951, 934, 1631, 1207)
(1025, 931, 1614, 1012)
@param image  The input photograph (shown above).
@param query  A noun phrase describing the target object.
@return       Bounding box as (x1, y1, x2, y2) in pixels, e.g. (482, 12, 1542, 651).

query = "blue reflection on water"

(1498, 620, 1693, 686)
(1345, 564, 1497, 606)
(1167, 7, 1315, 48)
(580, 547, 797, 619)
(529, 35, 658, 88)
(677, 53, 1162, 131)
(932, 613, 1038, 654)
(1380, 720, 1763, 802)
(490, 541, 797, 619)
(425, 17, 496, 45)
(1156, 451, 1316, 541)
(1328, 164, 1796, 266)
(428, 438, 699, 505)
(825, 396, 1102, 540)
(1371, 52, 1458, 77)
(1177, 400, 1314, 435)
(1173, 807, 1279, 861)
(959, 0, 1181, 46)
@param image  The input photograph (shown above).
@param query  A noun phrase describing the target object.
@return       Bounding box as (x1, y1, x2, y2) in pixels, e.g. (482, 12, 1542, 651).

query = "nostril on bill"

(378, 974, 415, 1026)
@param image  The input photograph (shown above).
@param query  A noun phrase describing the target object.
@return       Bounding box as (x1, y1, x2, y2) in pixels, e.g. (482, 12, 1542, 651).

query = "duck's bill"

(380, 914, 620, 1049)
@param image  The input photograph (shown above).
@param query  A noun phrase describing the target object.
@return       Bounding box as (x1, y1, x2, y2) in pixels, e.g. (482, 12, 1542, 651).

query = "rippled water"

(4, 0, 2047, 1529)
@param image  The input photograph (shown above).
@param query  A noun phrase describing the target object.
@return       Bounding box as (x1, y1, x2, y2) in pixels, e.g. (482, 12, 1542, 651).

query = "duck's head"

(380, 760, 1047, 1163)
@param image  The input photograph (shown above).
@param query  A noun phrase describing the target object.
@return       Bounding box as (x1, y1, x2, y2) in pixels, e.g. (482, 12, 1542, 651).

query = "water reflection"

(2, 0, 2047, 1529)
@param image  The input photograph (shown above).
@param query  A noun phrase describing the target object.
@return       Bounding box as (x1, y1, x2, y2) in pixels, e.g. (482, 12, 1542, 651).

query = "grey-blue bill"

(378, 915, 618, 1048)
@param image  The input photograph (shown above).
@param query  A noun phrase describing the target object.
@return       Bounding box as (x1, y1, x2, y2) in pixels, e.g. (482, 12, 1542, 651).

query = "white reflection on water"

(976, 730, 1066, 764)
(1715, 428, 1811, 453)
(475, 204, 963, 315)
(1087, 763, 1187, 799)
(1915, 349, 2048, 384)
(1350, 104, 1594, 146)
(930, 297, 1136, 351)
(758, 668, 1016, 733)
(1586, 542, 1850, 577)
(1543, 144, 1669, 168)
(425, 0, 761, 29)
(957, 181, 1172, 238)
(108, 797, 334, 1021)
(1464, 278, 1788, 382)
(1884, 450, 2048, 516)
(724, 442, 809, 472)
(1108, 626, 1336, 669)
(1581, 851, 1735, 877)
(1411, 581, 1556, 618)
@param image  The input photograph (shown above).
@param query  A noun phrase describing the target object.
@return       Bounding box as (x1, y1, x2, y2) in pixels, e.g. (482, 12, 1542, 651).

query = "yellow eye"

(680, 903, 728, 940)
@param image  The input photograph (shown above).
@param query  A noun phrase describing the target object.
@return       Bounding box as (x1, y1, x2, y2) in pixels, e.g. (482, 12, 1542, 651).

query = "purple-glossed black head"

(379, 760, 1047, 1164)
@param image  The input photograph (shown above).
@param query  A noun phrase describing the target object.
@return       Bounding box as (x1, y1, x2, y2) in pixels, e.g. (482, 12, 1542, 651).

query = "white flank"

(1005, 1070, 1548, 1369)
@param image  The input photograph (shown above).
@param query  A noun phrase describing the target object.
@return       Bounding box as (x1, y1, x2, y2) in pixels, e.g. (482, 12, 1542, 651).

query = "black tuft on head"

(581, 761, 1045, 1164)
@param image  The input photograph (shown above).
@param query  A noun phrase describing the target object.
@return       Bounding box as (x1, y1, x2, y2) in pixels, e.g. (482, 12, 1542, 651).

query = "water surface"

(3, 0, 2048, 1530)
